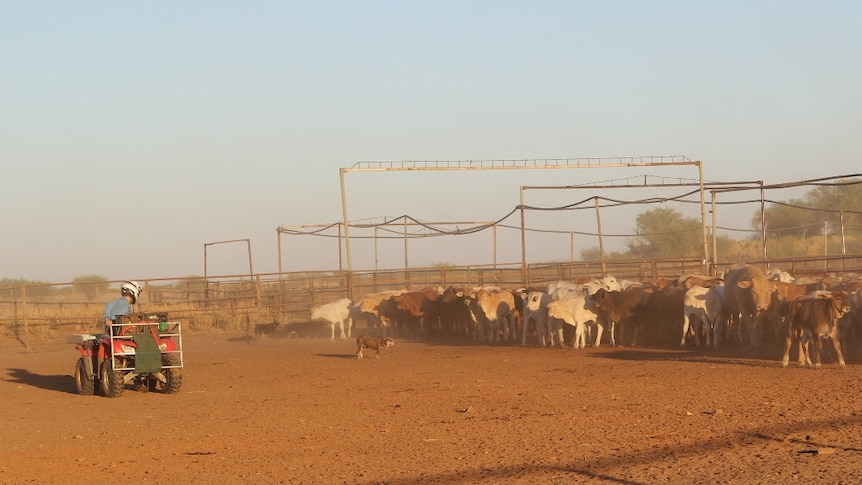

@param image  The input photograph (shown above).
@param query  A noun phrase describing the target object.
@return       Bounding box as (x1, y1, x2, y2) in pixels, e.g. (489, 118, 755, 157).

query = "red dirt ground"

(3, 332, 862, 484)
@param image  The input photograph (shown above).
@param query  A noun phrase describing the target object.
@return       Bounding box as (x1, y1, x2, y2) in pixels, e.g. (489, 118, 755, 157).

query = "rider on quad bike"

(70, 280, 183, 397)
(104, 281, 142, 334)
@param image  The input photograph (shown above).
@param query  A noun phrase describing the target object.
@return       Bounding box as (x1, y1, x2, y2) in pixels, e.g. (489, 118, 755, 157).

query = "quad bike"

(68, 313, 183, 397)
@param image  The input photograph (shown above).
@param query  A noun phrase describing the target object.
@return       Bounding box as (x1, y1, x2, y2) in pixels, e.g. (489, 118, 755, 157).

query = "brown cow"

(723, 263, 775, 347)
(641, 285, 685, 346)
(589, 286, 653, 346)
(782, 291, 851, 368)
(842, 288, 862, 355)
(839, 280, 862, 294)
(465, 288, 518, 343)
(378, 287, 440, 338)
(356, 289, 407, 333)
(424, 286, 472, 339)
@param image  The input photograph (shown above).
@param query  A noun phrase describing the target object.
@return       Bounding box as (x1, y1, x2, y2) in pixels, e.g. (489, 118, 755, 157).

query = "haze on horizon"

(2, 2, 860, 283)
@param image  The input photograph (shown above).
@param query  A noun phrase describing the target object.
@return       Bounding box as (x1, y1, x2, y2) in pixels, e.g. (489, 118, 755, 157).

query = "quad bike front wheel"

(74, 358, 95, 395)
(99, 360, 125, 398)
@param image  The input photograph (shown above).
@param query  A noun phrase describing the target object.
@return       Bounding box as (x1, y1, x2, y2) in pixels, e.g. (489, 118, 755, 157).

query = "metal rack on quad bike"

(68, 312, 183, 397)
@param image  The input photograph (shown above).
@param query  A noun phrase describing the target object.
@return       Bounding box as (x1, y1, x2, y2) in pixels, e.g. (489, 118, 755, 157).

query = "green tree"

(72, 274, 110, 298)
(578, 247, 629, 262)
(625, 207, 704, 259)
(0, 278, 53, 298)
(754, 179, 862, 256)
(0, 278, 30, 289)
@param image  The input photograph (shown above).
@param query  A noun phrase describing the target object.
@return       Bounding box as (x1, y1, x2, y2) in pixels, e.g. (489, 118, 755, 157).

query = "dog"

(356, 334, 395, 359)
(254, 322, 280, 340)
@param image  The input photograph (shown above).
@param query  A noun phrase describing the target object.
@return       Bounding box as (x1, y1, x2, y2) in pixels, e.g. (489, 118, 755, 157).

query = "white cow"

(521, 290, 552, 347)
(310, 298, 354, 340)
(547, 275, 621, 301)
(545, 281, 587, 347)
(543, 276, 621, 348)
(584, 275, 622, 296)
(765, 267, 796, 283)
(547, 280, 582, 300)
(681, 285, 724, 347)
(546, 292, 600, 349)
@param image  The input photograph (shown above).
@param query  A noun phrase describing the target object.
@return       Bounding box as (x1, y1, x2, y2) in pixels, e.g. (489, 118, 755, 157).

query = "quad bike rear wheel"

(99, 360, 125, 398)
(74, 358, 95, 395)
(162, 354, 182, 394)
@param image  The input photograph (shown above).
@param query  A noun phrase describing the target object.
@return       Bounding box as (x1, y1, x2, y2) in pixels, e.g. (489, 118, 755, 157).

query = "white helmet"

(121, 280, 143, 304)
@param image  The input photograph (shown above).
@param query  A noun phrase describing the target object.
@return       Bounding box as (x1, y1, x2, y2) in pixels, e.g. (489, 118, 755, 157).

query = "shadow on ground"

(6, 368, 75, 394)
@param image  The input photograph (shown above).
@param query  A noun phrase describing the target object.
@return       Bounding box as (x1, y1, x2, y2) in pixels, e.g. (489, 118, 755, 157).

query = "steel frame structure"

(519, 178, 765, 277)
(339, 156, 706, 290)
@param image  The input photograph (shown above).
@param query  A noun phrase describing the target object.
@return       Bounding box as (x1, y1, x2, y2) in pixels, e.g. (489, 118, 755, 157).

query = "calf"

(763, 280, 821, 343)
(782, 291, 851, 368)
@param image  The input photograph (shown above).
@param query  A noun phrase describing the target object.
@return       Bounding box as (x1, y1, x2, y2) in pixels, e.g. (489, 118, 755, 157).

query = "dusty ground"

(3, 332, 862, 484)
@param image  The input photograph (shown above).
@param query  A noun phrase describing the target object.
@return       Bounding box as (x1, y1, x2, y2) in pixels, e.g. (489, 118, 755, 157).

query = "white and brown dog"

(356, 334, 395, 359)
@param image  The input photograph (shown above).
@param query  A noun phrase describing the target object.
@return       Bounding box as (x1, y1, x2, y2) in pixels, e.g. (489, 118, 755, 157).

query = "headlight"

(120, 345, 136, 353)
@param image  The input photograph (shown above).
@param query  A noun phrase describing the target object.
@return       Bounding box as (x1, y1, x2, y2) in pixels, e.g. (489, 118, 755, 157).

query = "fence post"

(840, 210, 847, 272)
(254, 275, 261, 308)
(22, 285, 30, 350)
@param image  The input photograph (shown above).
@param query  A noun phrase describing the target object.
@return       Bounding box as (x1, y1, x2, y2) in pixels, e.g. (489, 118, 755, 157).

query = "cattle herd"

(307, 263, 862, 368)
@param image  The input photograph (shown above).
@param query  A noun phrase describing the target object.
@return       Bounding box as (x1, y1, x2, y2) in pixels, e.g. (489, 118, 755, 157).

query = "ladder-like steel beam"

(346, 156, 693, 172)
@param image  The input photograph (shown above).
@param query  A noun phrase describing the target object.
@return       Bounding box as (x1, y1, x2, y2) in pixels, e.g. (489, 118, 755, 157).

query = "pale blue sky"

(2, 1, 860, 282)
